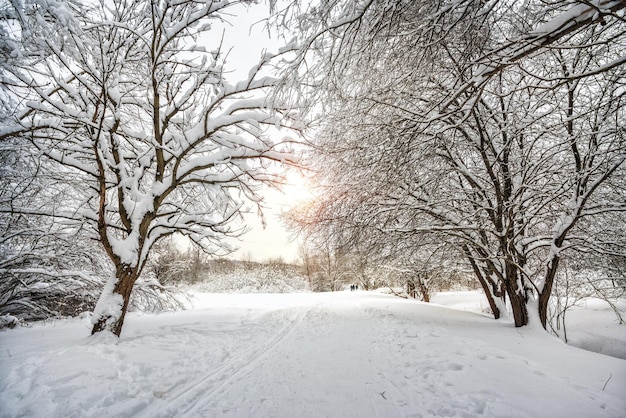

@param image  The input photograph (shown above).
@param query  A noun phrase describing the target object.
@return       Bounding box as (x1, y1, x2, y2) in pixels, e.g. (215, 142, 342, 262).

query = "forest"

(0, 0, 624, 338)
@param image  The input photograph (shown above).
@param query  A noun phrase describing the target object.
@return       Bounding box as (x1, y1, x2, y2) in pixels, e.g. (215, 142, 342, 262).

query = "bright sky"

(229, 178, 311, 263)
(217, 4, 308, 263)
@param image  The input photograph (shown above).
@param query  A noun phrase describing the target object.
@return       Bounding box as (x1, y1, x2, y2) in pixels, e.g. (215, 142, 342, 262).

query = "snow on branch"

(441, 0, 626, 113)
(2, 0, 303, 335)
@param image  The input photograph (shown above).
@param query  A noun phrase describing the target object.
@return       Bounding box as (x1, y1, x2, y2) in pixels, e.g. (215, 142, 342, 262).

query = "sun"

(282, 169, 316, 206)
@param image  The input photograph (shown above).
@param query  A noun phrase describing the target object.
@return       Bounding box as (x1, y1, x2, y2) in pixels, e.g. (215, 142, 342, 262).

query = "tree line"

(1, 0, 624, 336)
(284, 0, 626, 329)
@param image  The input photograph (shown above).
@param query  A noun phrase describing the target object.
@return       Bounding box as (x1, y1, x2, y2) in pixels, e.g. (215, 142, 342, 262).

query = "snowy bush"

(0, 233, 185, 326)
(0, 226, 106, 324)
(144, 246, 310, 294)
(129, 278, 185, 313)
(162, 259, 309, 294)
(0, 314, 20, 329)
(548, 256, 626, 341)
(193, 263, 310, 294)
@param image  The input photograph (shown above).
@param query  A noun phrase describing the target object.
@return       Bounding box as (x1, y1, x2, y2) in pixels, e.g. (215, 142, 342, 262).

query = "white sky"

(216, 4, 306, 263)
(229, 184, 305, 263)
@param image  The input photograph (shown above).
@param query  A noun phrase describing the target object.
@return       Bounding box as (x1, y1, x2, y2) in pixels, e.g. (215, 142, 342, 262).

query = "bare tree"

(284, 0, 626, 328)
(1, 1, 299, 336)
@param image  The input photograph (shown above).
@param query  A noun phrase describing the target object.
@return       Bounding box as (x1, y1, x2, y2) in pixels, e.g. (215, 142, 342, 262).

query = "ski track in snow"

(1, 292, 625, 418)
(144, 308, 311, 418)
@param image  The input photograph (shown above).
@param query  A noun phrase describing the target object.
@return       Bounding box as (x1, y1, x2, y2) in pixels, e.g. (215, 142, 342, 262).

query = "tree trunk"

(417, 278, 430, 303)
(507, 288, 529, 327)
(476, 274, 502, 320)
(464, 247, 501, 319)
(503, 260, 529, 327)
(538, 255, 561, 329)
(91, 266, 137, 336)
(406, 280, 416, 298)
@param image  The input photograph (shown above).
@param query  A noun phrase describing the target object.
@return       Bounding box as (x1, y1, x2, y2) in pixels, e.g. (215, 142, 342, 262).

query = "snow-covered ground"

(1, 291, 625, 417)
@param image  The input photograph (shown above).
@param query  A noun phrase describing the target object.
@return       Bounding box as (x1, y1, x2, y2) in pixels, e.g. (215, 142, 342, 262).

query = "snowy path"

(1, 292, 625, 417)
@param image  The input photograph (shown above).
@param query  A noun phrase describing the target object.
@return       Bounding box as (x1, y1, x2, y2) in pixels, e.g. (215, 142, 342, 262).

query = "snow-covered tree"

(285, 0, 626, 327)
(1, 0, 299, 336)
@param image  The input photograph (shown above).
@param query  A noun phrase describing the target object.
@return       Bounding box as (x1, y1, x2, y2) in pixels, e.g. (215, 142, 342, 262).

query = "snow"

(1, 291, 625, 417)
(563, 298, 626, 360)
(530, 0, 624, 37)
(90, 275, 124, 327)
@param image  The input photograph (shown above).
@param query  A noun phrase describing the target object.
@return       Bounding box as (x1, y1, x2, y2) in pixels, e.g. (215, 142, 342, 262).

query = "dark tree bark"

(91, 265, 139, 336)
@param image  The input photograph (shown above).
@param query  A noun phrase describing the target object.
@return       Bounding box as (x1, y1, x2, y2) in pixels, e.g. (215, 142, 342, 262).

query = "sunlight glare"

(282, 169, 315, 207)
